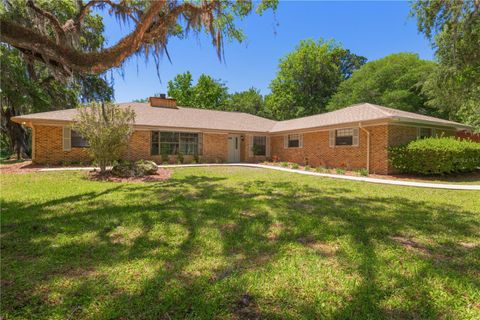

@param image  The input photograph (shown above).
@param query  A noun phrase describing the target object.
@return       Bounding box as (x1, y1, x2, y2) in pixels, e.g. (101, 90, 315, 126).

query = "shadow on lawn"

(1, 174, 479, 319)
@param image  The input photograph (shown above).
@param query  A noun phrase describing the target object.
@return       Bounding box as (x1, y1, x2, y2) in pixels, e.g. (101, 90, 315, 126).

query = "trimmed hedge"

(388, 137, 480, 175)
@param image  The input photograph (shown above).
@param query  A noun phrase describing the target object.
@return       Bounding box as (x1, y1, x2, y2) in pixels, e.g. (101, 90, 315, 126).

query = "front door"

(227, 134, 241, 163)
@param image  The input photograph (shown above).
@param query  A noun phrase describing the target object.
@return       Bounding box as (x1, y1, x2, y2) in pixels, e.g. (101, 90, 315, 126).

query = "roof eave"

(391, 116, 473, 131)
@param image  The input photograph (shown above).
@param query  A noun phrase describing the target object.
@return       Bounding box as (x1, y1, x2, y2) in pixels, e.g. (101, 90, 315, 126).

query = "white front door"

(227, 134, 241, 163)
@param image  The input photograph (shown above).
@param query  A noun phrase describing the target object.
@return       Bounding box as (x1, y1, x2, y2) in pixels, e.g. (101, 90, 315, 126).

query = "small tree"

(74, 102, 135, 173)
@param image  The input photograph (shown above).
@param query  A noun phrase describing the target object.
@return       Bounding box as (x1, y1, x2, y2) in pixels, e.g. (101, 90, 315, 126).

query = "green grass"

(1, 167, 479, 319)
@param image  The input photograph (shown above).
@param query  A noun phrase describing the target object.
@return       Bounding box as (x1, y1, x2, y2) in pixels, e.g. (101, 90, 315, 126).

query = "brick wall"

(32, 125, 229, 164)
(33, 125, 90, 164)
(271, 125, 389, 174)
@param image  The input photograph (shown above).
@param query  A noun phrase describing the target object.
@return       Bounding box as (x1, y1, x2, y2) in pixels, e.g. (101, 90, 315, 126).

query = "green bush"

(177, 152, 184, 164)
(291, 163, 299, 169)
(389, 137, 480, 175)
(335, 168, 345, 175)
(356, 168, 369, 176)
(112, 160, 158, 177)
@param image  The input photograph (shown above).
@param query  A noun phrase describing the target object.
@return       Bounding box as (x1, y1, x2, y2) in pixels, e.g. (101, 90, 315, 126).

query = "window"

(287, 134, 300, 148)
(335, 129, 354, 146)
(71, 130, 89, 147)
(151, 131, 200, 155)
(252, 136, 266, 156)
(418, 127, 433, 139)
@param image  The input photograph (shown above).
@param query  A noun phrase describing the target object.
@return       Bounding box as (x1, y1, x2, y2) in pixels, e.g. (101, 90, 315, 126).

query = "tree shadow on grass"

(1, 174, 479, 319)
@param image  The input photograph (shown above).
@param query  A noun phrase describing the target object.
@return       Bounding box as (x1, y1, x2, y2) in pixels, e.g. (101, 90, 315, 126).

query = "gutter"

(390, 116, 473, 131)
(359, 123, 370, 174)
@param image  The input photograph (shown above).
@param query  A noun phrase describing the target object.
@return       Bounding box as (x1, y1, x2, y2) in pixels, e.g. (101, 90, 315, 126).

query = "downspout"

(359, 123, 370, 174)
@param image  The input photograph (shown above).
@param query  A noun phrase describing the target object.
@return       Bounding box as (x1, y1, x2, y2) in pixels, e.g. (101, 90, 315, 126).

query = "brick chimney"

(149, 94, 177, 109)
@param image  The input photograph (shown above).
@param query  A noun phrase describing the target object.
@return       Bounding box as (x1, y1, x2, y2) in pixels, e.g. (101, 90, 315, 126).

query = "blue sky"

(102, 1, 434, 103)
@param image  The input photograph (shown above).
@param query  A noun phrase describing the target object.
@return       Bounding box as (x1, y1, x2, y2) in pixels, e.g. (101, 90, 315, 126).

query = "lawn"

(1, 167, 479, 319)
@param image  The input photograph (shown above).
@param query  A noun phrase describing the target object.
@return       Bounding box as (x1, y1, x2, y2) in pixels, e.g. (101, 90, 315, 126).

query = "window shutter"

(353, 128, 359, 146)
(329, 130, 335, 148)
(284, 135, 288, 149)
(198, 133, 203, 155)
(63, 126, 71, 151)
(299, 134, 303, 148)
(248, 135, 253, 157)
(266, 136, 271, 157)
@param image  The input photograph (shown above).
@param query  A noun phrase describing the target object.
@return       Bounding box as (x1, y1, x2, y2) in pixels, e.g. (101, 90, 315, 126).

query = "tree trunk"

(1, 105, 30, 159)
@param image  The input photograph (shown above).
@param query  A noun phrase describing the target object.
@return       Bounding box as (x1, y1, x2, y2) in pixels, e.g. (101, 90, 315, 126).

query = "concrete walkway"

(40, 163, 480, 190)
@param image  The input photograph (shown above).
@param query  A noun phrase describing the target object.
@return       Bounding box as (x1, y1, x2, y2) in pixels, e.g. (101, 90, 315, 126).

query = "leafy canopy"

(411, 0, 480, 131)
(327, 53, 437, 115)
(0, 0, 277, 78)
(265, 39, 366, 120)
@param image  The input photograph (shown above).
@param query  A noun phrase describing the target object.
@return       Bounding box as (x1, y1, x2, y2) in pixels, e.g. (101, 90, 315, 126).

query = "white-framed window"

(252, 136, 267, 156)
(284, 134, 303, 148)
(417, 127, 434, 139)
(151, 131, 202, 156)
(329, 128, 359, 147)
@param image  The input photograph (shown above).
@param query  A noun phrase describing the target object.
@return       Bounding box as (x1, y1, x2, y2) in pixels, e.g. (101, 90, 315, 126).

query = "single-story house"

(12, 96, 473, 174)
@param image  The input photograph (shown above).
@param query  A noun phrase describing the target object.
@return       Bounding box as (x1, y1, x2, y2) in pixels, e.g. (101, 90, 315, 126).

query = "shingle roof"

(269, 103, 470, 132)
(12, 102, 471, 132)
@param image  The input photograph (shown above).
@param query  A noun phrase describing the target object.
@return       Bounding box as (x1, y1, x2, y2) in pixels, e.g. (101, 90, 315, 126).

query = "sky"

(101, 1, 435, 103)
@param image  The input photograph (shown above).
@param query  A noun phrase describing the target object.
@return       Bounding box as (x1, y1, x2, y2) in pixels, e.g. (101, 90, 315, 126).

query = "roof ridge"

(364, 103, 394, 117)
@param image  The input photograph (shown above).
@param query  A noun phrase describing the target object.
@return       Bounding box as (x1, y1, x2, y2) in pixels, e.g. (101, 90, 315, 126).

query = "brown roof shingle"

(12, 102, 471, 132)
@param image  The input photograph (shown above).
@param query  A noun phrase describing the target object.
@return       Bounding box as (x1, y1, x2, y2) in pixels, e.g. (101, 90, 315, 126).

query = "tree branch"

(26, 0, 65, 44)
(0, 0, 227, 75)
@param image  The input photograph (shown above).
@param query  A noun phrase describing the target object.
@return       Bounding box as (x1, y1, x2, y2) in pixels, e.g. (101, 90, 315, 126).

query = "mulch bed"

(88, 168, 172, 183)
(0, 161, 43, 174)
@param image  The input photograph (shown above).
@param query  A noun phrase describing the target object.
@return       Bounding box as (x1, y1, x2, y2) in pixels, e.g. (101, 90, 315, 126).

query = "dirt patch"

(0, 161, 42, 173)
(298, 236, 338, 256)
(459, 242, 478, 249)
(233, 294, 262, 320)
(390, 236, 431, 255)
(88, 169, 171, 183)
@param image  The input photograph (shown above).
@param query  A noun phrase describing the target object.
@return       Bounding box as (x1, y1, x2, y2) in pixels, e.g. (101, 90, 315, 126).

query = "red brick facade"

(31, 123, 457, 174)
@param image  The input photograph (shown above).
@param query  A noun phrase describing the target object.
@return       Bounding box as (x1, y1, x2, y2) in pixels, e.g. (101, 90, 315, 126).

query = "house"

(12, 96, 472, 174)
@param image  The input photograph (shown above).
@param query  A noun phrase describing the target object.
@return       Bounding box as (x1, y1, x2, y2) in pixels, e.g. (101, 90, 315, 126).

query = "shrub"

(74, 102, 135, 173)
(335, 168, 345, 175)
(304, 165, 311, 171)
(134, 160, 158, 176)
(177, 152, 184, 164)
(193, 153, 200, 164)
(316, 166, 327, 173)
(161, 150, 169, 164)
(280, 162, 289, 167)
(389, 137, 480, 175)
(356, 168, 369, 176)
(112, 160, 157, 177)
(291, 163, 299, 169)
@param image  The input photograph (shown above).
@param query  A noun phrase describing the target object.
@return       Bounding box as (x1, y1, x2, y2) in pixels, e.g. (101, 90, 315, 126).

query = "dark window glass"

(335, 129, 353, 146)
(288, 134, 300, 148)
(151, 132, 159, 155)
(151, 131, 199, 155)
(418, 128, 433, 139)
(253, 136, 266, 156)
(71, 130, 89, 147)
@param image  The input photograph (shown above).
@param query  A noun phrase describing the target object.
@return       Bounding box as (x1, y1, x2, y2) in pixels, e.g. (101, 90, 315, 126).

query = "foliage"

(112, 159, 158, 178)
(0, 0, 277, 77)
(73, 102, 135, 173)
(335, 168, 346, 175)
(356, 168, 369, 176)
(168, 72, 229, 109)
(2, 167, 479, 318)
(411, 0, 480, 131)
(177, 152, 184, 164)
(0, 0, 113, 158)
(327, 53, 438, 115)
(226, 87, 265, 115)
(388, 137, 480, 175)
(291, 163, 299, 169)
(265, 39, 366, 120)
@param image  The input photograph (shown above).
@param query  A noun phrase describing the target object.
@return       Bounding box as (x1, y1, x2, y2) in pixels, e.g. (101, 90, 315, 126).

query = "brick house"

(12, 97, 472, 174)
